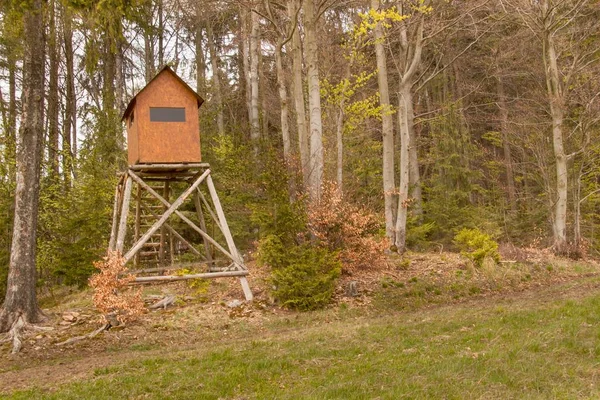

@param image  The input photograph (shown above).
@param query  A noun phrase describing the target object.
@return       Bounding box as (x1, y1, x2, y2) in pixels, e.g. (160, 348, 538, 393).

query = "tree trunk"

(544, 27, 567, 252)
(336, 101, 345, 192)
(497, 74, 517, 214)
(195, 22, 206, 97)
(207, 24, 225, 136)
(240, 8, 252, 128)
(275, 40, 291, 161)
(63, 4, 76, 184)
(47, 0, 60, 178)
(304, 0, 324, 202)
(372, 0, 396, 245)
(158, 0, 164, 66)
(394, 83, 411, 253)
(287, 0, 309, 189)
(0, 0, 46, 332)
(407, 94, 422, 218)
(143, 2, 155, 83)
(6, 55, 17, 181)
(249, 11, 261, 147)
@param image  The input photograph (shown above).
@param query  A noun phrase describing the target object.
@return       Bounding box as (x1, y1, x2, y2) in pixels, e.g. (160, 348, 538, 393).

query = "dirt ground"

(1, 250, 599, 394)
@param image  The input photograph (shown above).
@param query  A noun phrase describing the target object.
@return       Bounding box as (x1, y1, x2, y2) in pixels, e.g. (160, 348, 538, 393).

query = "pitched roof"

(122, 65, 205, 121)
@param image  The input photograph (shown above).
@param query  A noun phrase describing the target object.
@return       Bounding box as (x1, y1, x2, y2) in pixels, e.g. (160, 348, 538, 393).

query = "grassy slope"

(6, 279, 600, 400)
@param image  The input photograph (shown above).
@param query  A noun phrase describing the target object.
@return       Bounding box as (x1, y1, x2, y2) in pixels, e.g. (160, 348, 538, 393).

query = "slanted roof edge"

(122, 65, 205, 121)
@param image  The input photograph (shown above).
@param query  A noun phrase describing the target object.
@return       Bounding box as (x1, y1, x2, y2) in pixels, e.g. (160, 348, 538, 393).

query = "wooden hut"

(122, 65, 204, 165)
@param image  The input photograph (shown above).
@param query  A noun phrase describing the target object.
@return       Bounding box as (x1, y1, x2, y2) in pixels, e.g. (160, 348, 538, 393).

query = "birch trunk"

(287, 0, 309, 189)
(304, 0, 324, 201)
(0, 0, 46, 331)
(372, 0, 396, 244)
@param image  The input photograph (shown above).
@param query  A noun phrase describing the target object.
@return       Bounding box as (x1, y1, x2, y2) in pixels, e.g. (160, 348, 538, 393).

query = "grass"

(6, 283, 600, 399)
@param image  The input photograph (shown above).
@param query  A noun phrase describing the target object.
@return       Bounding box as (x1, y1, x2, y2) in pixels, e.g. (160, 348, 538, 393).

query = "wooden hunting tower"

(109, 66, 253, 302)
(122, 65, 204, 165)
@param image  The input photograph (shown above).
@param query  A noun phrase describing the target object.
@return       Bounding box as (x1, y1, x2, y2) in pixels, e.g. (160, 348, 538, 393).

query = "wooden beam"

(134, 183, 141, 268)
(205, 175, 253, 302)
(132, 270, 248, 283)
(108, 180, 122, 251)
(123, 169, 210, 263)
(129, 163, 210, 171)
(140, 203, 203, 258)
(194, 191, 213, 265)
(128, 170, 239, 264)
(197, 189, 223, 231)
(206, 175, 243, 265)
(116, 176, 133, 252)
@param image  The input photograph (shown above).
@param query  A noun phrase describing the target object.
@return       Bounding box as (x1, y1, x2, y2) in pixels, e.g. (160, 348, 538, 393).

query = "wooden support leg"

(206, 174, 244, 265)
(194, 191, 214, 268)
(123, 169, 210, 263)
(140, 203, 205, 259)
(128, 170, 237, 263)
(160, 181, 169, 267)
(239, 277, 253, 302)
(134, 183, 141, 268)
(116, 176, 133, 253)
(206, 174, 253, 301)
(108, 181, 122, 252)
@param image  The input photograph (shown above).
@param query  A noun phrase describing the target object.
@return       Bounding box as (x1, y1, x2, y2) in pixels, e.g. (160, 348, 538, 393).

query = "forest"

(0, 0, 599, 364)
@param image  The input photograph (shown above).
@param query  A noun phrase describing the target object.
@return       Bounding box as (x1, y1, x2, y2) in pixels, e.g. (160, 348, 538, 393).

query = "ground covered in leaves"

(1, 250, 599, 398)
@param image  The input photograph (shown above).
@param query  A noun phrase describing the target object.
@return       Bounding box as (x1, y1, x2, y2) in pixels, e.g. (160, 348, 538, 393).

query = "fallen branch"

(148, 295, 176, 310)
(55, 322, 111, 347)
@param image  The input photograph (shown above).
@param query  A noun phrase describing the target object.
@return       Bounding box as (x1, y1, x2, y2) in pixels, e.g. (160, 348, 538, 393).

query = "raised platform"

(109, 164, 253, 300)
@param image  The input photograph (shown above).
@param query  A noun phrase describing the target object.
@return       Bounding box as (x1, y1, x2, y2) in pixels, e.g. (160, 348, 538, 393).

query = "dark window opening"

(150, 107, 186, 122)
(129, 112, 134, 127)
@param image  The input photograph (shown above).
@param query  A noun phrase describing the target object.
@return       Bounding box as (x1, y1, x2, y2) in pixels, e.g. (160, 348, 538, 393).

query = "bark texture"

(372, 0, 396, 245)
(304, 0, 324, 201)
(0, 0, 46, 332)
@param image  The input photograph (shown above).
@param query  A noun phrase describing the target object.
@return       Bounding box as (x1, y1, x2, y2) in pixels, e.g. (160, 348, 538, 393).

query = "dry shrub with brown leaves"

(308, 182, 387, 272)
(89, 251, 144, 324)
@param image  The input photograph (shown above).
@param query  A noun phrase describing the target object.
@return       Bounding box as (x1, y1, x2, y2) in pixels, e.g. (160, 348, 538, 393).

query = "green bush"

(258, 235, 341, 311)
(453, 228, 500, 267)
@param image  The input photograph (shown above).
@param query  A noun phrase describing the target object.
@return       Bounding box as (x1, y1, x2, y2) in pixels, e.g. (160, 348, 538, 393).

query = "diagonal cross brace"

(123, 169, 210, 263)
(127, 170, 244, 269)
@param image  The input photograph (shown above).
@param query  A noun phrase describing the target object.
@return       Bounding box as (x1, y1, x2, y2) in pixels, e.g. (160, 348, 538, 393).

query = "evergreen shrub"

(258, 235, 341, 311)
(453, 228, 500, 267)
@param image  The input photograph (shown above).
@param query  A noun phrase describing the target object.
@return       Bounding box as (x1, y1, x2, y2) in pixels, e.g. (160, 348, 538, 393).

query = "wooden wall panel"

(132, 71, 201, 164)
(127, 106, 139, 165)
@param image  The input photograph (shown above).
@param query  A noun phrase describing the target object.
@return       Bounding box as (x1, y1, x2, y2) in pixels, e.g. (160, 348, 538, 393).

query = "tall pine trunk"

(0, 0, 46, 332)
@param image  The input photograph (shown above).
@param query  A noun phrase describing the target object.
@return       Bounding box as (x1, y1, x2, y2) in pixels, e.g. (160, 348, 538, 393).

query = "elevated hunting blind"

(109, 66, 253, 302)
(122, 65, 204, 165)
